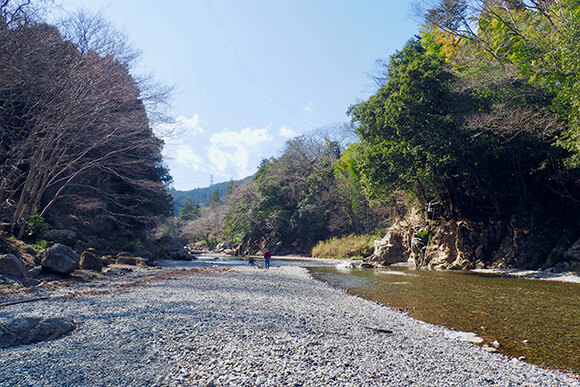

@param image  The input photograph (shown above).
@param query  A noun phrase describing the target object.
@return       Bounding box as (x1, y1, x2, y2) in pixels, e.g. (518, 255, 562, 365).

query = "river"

(190, 256, 580, 374)
(310, 264, 580, 374)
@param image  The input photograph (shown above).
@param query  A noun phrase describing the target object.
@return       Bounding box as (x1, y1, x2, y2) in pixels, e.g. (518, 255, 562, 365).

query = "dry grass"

(311, 234, 376, 260)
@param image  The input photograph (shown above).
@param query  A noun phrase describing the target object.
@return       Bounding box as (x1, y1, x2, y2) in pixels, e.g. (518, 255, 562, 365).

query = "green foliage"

(414, 229, 433, 246)
(23, 215, 47, 238)
(26, 240, 47, 254)
(349, 37, 462, 205)
(178, 197, 200, 221)
(168, 178, 242, 215)
(209, 188, 221, 206)
(224, 135, 386, 254)
(350, 29, 579, 222)
(424, 0, 580, 168)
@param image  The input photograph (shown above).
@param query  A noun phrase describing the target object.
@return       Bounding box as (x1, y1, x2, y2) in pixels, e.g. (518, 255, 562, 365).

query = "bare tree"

(0, 9, 172, 239)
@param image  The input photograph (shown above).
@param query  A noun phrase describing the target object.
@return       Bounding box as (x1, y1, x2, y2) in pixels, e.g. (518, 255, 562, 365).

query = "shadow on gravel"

(0, 317, 76, 348)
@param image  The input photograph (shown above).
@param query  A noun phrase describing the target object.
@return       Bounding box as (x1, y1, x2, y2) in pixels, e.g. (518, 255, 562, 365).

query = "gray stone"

(0, 254, 27, 278)
(22, 278, 41, 287)
(79, 250, 103, 271)
(169, 250, 196, 261)
(563, 238, 580, 262)
(369, 228, 410, 265)
(41, 229, 78, 246)
(40, 243, 79, 274)
(27, 266, 42, 278)
(552, 261, 570, 273)
(0, 317, 76, 348)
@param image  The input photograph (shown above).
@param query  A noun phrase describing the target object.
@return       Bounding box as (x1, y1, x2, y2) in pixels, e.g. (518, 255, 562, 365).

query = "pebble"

(0, 265, 577, 386)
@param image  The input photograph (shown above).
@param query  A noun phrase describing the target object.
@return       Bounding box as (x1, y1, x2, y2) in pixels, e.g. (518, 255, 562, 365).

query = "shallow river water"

(183, 257, 579, 374)
(310, 265, 580, 374)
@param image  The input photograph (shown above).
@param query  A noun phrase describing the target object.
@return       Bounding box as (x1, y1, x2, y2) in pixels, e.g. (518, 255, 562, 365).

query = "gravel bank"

(0, 265, 578, 386)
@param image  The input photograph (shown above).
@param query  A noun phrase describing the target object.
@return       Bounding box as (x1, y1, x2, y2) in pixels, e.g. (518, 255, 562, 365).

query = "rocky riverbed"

(0, 265, 578, 386)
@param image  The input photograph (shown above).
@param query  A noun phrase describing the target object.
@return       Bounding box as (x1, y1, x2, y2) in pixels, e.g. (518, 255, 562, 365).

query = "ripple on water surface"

(310, 265, 580, 375)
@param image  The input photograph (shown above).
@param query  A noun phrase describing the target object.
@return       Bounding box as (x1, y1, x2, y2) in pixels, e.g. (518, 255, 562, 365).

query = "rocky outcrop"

(366, 208, 421, 265)
(366, 206, 579, 271)
(40, 243, 80, 274)
(0, 317, 76, 348)
(369, 229, 410, 265)
(421, 221, 478, 270)
(214, 241, 239, 256)
(168, 250, 196, 261)
(0, 254, 28, 278)
(563, 238, 580, 262)
(562, 238, 580, 272)
(79, 250, 104, 271)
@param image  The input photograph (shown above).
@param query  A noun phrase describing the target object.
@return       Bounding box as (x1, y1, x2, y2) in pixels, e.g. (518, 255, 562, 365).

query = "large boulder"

(215, 241, 232, 252)
(168, 250, 196, 261)
(41, 229, 78, 246)
(563, 238, 580, 262)
(79, 250, 103, 271)
(370, 229, 409, 265)
(0, 254, 28, 278)
(115, 255, 148, 266)
(40, 243, 79, 274)
(0, 317, 76, 348)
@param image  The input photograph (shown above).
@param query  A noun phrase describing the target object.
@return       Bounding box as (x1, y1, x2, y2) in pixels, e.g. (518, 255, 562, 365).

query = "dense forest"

(0, 1, 173, 254)
(183, 0, 580, 270)
(169, 176, 253, 216)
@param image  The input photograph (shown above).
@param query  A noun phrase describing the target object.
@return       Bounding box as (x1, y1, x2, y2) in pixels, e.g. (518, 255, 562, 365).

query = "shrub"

(26, 240, 48, 254)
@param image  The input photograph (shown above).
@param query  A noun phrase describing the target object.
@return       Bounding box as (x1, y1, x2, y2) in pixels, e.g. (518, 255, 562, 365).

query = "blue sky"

(57, 0, 422, 190)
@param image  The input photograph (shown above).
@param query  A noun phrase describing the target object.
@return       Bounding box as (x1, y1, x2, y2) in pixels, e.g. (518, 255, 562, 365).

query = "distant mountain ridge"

(169, 176, 252, 215)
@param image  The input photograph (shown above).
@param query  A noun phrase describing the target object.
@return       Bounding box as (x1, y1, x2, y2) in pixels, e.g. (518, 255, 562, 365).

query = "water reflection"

(310, 265, 580, 374)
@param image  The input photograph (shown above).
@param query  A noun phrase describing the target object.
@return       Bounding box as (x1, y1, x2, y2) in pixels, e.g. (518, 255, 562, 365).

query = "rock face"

(369, 229, 410, 265)
(563, 238, 580, 262)
(40, 243, 80, 274)
(79, 250, 103, 271)
(366, 207, 579, 270)
(0, 317, 76, 348)
(41, 229, 78, 246)
(367, 208, 422, 265)
(0, 254, 28, 278)
(422, 221, 477, 270)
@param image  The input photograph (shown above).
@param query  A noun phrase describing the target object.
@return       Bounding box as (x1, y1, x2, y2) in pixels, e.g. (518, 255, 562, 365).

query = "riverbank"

(1, 265, 577, 386)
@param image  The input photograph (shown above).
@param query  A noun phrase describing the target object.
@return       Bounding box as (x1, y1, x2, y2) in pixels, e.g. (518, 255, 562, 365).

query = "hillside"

(169, 176, 253, 214)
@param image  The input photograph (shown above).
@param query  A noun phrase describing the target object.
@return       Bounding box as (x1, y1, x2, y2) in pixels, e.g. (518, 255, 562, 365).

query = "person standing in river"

(264, 249, 271, 269)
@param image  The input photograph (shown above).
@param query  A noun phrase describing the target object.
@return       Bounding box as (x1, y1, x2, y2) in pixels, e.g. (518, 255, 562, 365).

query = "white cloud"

(174, 144, 204, 169)
(158, 115, 301, 189)
(208, 126, 273, 177)
(302, 102, 313, 112)
(278, 125, 298, 139)
(153, 114, 203, 140)
(210, 127, 272, 147)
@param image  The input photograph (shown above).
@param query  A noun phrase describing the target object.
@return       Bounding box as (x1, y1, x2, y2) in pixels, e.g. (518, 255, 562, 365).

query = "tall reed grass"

(311, 234, 376, 259)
